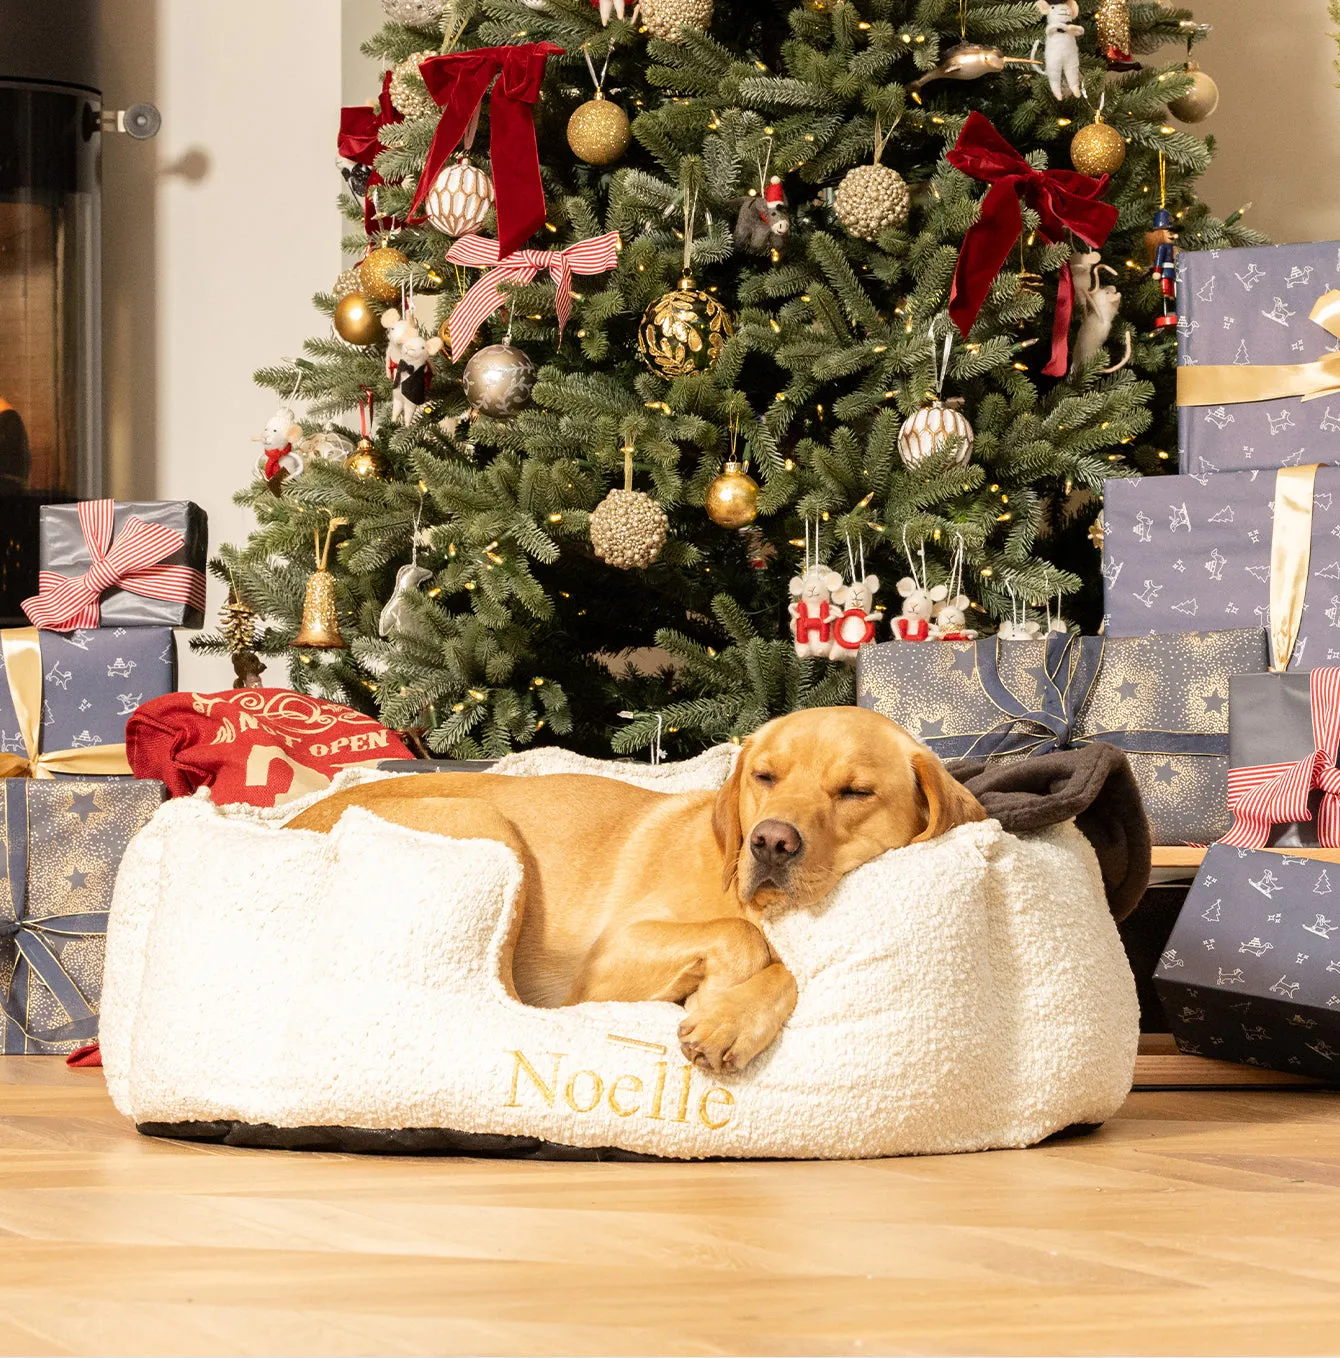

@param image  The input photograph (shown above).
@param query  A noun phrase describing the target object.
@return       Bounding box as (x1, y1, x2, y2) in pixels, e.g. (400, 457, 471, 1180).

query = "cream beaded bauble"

(833, 163, 910, 241)
(642, 0, 714, 42)
(381, 0, 447, 28)
(898, 401, 974, 471)
(389, 50, 440, 120)
(332, 268, 361, 301)
(424, 156, 495, 237)
(590, 489, 670, 569)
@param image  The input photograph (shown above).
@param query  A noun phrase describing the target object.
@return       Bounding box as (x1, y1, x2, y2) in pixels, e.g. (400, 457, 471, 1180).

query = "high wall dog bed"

(99, 748, 1139, 1160)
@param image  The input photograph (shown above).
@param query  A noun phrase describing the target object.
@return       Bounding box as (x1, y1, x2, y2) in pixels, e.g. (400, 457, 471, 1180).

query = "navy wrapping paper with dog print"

(857, 629, 1268, 846)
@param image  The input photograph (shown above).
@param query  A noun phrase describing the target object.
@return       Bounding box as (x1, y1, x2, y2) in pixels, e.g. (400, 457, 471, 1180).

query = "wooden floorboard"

(2, 1059, 1340, 1355)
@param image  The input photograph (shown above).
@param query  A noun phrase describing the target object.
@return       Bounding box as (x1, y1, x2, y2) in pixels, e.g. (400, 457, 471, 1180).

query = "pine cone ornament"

(381, 0, 446, 28)
(833, 164, 910, 241)
(590, 489, 669, 569)
(641, 0, 714, 42)
(389, 50, 440, 120)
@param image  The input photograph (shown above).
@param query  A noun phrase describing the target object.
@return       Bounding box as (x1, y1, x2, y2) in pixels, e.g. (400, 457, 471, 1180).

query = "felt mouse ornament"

(392, 330, 444, 426)
(789, 562, 843, 660)
(1069, 250, 1133, 375)
(1035, 0, 1084, 101)
(894, 577, 947, 642)
(381, 308, 419, 382)
(253, 405, 305, 492)
(930, 593, 978, 642)
(734, 178, 790, 258)
(828, 573, 883, 663)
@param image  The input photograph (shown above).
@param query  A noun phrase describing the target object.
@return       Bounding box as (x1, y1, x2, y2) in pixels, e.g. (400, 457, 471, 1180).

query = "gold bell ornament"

(898, 318, 975, 472)
(333, 291, 382, 345)
(343, 389, 392, 479)
(641, 0, 713, 42)
(292, 518, 349, 650)
(1070, 105, 1126, 178)
(357, 244, 410, 304)
(590, 442, 670, 569)
(833, 115, 909, 242)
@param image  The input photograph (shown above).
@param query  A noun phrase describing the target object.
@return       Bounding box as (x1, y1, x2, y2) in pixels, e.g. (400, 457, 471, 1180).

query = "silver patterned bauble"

(389, 50, 440, 120)
(299, 424, 355, 464)
(590, 489, 669, 569)
(642, 0, 714, 41)
(462, 343, 536, 418)
(381, 0, 447, 27)
(833, 163, 910, 241)
(424, 156, 495, 237)
(898, 401, 974, 471)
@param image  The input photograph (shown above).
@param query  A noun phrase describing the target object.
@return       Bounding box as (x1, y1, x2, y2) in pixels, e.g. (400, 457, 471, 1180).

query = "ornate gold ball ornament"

(833, 163, 910, 242)
(641, 0, 714, 41)
(380, 0, 446, 28)
(357, 246, 410, 304)
(333, 292, 382, 345)
(590, 445, 668, 569)
(638, 278, 734, 378)
(1168, 61, 1220, 123)
(704, 460, 759, 529)
(1070, 118, 1127, 177)
(424, 156, 495, 237)
(461, 342, 537, 418)
(1088, 512, 1105, 551)
(344, 436, 392, 480)
(898, 400, 975, 471)
(567, 93, 632, 166)
(292, 519, 348, 650)
(388, 50, 440, 120)
(332, 268, 361, 300)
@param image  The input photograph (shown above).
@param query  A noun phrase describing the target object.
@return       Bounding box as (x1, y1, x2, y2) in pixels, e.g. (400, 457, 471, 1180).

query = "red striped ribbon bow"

(21, 501, 206, 631)
(443, 232, 621, 359)
(1223, 667, 1340, 848)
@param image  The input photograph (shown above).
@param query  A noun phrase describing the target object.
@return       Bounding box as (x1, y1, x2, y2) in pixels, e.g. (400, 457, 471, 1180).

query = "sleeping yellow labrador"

(287, 706, 985, 1074)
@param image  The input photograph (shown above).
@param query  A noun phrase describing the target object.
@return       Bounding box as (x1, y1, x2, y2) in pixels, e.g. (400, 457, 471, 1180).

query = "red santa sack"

(126, 689, 413, 807)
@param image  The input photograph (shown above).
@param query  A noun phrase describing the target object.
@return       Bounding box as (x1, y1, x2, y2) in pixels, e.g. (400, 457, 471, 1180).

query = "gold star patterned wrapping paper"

(0, 778, 164, 1053)
(857, 630, 1269, 846)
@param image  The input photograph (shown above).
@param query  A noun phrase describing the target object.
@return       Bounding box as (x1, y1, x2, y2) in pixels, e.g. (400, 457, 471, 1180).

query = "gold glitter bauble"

(566, 94, 632, 166)
(590, 489, 669, 569)
(704, 461, 759, 529)
(333, 292, 382, 345)
(292, 570, 346, 649)
(833, 163, 910, 241)
(1168, 62, 1220, 123)
(357, 246, 410, 303)
(1094, 0, 1131, 55)
(461, 342, 536, 418)
(898, 401, 974, 470)
(344, 436, 392, 480)
(641, 0, 713, 41)
(638, 278, 734, 378)
(332, 268, 361, 300)
(1070, 120, 1127, 177)
(388, 50, 440, 119)
(423, 156, 494, 237)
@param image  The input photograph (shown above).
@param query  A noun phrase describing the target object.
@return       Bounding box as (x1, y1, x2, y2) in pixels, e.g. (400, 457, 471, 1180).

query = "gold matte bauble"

(833, 163, 910, 241)
(638, 279, 734, 378)
(704, 461, 759, 529)
(344, 436, 392, 480)
(589, 489, 669, 569)
(388, 50, 440, 119)
(641, 0, 714, 41)
(291, 571, 346, 649)
(333, 292, 382, 345)
(424, 156, 495, 237)
(1168, 61, 1220, 123)
(566, 94, 632, 166)
(357, 246, 410, 303)
(898, 400, 975, 470)
(1070, 120, 1127, 177)
(461, 342, 537, 418)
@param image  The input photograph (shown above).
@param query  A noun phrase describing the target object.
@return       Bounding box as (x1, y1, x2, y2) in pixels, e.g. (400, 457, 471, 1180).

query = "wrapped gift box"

(1, 776, 164, 1053)
(29, 499, 207, 630)
(1156, 844, 1340, 1080)
(1177, 242, 1340, 475)
(856, 629, 1267, 846)
(376, 759, 496, 774)
(0, 626, 177, 776)
(1102, 465, 1340, 670)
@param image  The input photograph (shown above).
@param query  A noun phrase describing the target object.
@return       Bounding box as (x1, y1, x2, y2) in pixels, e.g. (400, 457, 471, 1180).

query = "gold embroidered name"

(503, 1047, 736, 1130)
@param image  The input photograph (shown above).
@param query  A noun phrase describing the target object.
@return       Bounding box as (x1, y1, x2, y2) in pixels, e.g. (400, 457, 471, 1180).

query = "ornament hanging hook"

(928, 313, 954, 399)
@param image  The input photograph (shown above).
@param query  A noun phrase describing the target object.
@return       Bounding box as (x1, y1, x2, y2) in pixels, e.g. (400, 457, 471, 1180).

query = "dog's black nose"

(750, 819, 803, 866)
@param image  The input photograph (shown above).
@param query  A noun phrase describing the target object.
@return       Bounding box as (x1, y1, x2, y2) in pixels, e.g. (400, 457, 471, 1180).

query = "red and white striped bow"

(443, 232, 621, 360)
(22, 501, 206, 631)
(1223, 667, 1340, 848)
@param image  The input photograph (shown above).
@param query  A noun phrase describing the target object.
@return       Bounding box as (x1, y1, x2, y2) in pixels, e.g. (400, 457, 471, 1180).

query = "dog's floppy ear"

(910, 748, 987, 843)
(712, 744, 748, 889)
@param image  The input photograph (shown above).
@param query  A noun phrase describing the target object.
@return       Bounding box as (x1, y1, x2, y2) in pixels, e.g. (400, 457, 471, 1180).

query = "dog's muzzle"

(741, 819, 804, 902)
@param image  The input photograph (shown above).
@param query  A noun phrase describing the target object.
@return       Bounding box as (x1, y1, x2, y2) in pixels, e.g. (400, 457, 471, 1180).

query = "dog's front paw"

(678, 1000, 771, 1075)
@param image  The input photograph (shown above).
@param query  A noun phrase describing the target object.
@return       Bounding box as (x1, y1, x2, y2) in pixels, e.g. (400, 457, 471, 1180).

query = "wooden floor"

(3, 1062, 1340, 1356)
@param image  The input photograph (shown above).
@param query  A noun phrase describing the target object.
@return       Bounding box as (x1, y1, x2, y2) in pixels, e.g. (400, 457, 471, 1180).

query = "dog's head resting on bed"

(713, 707, 986, 910)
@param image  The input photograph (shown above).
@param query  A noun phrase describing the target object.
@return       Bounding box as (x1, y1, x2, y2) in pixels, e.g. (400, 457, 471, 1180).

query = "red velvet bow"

(408, 43, 564, 257)
(947, 111, 1119, 378)
(338, 71, 404, 235)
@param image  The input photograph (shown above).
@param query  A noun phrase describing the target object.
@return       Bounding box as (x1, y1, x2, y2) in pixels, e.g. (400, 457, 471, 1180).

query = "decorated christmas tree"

(200, 0, 1263, 759)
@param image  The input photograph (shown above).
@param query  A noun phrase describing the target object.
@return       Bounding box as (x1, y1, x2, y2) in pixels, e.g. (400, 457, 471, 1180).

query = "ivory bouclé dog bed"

(99, 747, 1140, 1160)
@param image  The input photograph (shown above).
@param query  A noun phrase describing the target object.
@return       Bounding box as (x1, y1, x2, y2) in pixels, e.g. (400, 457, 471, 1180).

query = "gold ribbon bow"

(0, 628, 133, 780)
(1178, 291, 1340, 409)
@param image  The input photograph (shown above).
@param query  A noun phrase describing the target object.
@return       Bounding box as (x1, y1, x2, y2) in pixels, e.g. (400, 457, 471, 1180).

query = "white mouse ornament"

(930, 593, 978, 642)
(894, 577, 947, 642)
(997, 617, 1043, 640)
(254, 405, 305, 491)
(1036, 0, 1084, 101)
(789, 563, 843, 659)
(392, 329, 444, 426)
(828, 572, 883, 663)
(381, 308, 419, 382)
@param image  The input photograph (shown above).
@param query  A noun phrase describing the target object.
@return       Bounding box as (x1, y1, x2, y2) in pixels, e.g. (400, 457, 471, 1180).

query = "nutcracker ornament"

(1146, 155, 1179, 330)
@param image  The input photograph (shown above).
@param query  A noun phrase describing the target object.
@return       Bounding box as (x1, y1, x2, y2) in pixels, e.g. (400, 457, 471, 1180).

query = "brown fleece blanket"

(947, 742, 1152, 923)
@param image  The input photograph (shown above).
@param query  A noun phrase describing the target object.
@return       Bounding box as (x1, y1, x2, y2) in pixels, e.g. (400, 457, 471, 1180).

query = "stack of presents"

(860, 240, 1340, 1081)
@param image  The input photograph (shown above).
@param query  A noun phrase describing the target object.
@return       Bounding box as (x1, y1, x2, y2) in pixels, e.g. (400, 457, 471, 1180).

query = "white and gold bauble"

(590, 489, 669, 569)
(389, 50, 440, 120)
(833, 163, 910, 241)
(461, 342, 536, 418)
(638, 278, 734, 378)
(1168, 60, 1220, 123)
(567, 92, 632, 166)
(423, 156, 495, 237)
(641, 0, 714, 41)
(380, 0, 447, 28)
(898, 400, 975, 471)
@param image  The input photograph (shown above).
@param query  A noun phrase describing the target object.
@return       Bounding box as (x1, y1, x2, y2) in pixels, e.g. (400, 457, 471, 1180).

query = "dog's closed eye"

(838, 786, 875, 800)
(752, 771, 776, 785)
